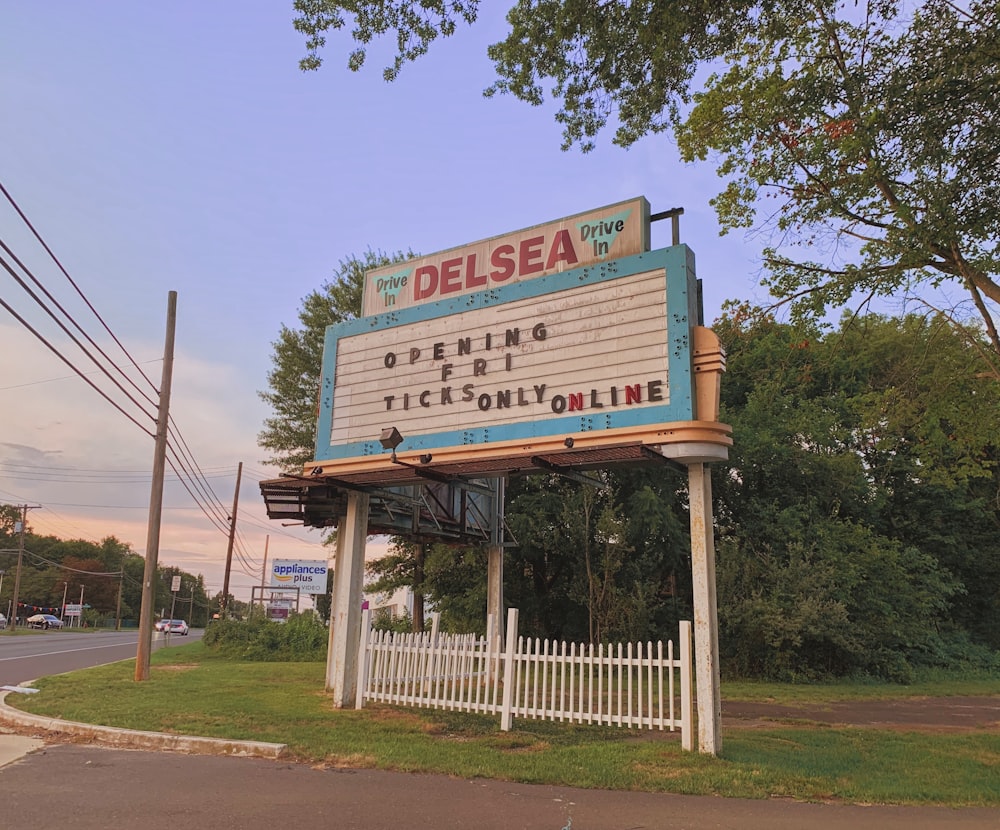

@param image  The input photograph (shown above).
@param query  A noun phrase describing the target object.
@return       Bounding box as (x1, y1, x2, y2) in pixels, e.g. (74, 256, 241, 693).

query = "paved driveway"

(2, 740, 998, 830)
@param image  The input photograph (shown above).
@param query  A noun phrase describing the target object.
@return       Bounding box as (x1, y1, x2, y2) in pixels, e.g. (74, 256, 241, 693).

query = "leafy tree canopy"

(677, 0, 1000, 373)
(0, 504, 23, 535)
(292, 0, 1000, 372)
(714, 307, 1000, 676)
(0, 531, 212, 626)
(258, 248, 413, 470)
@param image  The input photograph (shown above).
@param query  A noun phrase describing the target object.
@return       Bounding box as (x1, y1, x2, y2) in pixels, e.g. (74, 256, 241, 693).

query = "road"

(0, 628, 201, 687)
(1, 743, 996, 829)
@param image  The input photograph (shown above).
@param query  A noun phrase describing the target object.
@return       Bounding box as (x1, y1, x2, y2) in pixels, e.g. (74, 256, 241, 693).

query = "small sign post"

(167, 576, 181, 640)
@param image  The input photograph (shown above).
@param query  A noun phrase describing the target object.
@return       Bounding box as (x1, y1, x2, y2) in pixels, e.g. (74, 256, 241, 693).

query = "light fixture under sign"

(380, 426, 404, 461)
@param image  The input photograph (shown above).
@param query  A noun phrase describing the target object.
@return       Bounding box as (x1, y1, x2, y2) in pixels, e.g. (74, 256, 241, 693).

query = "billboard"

(270, 559, 328, 593)
(309, 242, 710, 478)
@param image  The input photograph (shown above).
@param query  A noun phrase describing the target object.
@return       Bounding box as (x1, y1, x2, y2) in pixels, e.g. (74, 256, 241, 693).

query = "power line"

(0, 285, 156, 438)
(0, 179, 158, 396)
(0, 237, 160, 415)
(1, 461, 243, 475)
(0, 358, 161, 391)
(0, 179, 263, 571)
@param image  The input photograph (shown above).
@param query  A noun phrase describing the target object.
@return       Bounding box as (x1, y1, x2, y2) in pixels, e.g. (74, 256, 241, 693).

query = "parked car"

(167, 620, 190, 635)
(26, 613, 64, 630)
(164, 619, 189, 635)
(0, 613, 6, 630)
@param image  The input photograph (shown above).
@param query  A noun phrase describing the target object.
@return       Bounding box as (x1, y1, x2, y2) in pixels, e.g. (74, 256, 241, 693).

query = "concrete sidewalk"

(0, 733, 43, 768)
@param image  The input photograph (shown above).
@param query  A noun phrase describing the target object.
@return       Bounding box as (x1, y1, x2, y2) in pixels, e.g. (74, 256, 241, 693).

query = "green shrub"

(909, 630, 1000, 676)
(372, 608, 413, 633)
(203, 612, 327, 661)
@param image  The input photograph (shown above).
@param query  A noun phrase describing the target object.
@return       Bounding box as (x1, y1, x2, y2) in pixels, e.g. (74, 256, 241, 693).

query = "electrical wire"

(0, 283, 156, 438)
(0, 179, 158, 396)
(0, 547, 121, 577)
(0, 178, 265, 571)
(0, 237, 160, 414)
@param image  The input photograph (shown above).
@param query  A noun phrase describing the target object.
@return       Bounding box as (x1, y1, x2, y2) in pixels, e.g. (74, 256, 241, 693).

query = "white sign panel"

(332, 270, 669, 447)
(270, 559, 328, 593)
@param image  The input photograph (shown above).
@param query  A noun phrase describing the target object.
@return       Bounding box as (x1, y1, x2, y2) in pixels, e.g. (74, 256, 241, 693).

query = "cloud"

(0, 321, 329, 594)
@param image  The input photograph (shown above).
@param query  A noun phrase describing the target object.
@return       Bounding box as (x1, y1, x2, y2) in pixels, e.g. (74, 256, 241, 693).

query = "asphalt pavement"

(2, 740, 999, 830)
(2, 693, 1000, 829)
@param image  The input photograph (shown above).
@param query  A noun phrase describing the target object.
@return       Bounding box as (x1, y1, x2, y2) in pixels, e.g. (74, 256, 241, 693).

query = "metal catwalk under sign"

(259, 443, 676, 541)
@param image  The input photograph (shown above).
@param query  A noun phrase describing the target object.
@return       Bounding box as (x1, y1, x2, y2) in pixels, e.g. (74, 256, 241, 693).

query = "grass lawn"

(8, 641, 999, 807)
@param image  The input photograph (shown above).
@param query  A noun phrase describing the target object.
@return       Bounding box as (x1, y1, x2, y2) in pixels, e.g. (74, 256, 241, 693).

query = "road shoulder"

(0, 688, 287, 759)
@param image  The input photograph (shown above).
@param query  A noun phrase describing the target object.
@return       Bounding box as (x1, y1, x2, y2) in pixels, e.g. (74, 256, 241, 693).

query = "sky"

(0, 3, 764, 602)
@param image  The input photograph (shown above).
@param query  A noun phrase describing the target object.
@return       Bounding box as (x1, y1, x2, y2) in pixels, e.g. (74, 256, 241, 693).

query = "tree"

(313, 569, 335, 623)
(366, 539, 491, 633)
(677, 0, 1000, 374)
(293, 1, 776, 147)
(0, 528, 210, 628)
(501, 469, 690, 644)
(712, 307, 999, 678)
(0, 504, 22, 536)
(292, 1, 1000, 373)
(259, 248, 413, 470)
(212, 591, 248, 620)
(365, 538, 429, 631)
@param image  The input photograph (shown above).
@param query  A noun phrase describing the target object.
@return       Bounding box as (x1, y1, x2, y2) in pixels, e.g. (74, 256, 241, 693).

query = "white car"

(164, 619, 189, 635)
(26, 613, 64, 630)
(0, 613, 6, 630)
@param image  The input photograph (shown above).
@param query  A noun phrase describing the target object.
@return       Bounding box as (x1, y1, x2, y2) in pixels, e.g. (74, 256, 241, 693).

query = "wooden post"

(487, 477, 505, 649)
(220, 461, 243, 617)
(499, 607, 519, 731)
(679, 620, 693, 751)
(135, 291, 176, 681)
(326, 491, 370, 707)
(355, 607, 372, 709)
(688, 462, 721, 754)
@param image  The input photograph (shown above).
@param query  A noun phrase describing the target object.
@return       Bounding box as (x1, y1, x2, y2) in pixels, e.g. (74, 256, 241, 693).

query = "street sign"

(171, 576, 181, 592)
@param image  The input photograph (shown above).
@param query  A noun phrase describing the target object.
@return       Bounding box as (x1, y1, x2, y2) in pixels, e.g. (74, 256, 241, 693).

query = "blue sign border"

(314, 245, 698, 462)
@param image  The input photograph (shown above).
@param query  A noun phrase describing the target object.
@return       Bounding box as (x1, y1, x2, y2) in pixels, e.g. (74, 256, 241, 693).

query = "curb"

(0, 689, 288, 760)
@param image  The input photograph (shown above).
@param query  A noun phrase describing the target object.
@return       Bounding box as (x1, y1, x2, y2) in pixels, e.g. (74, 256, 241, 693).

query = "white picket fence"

(355, 607, 693, 749)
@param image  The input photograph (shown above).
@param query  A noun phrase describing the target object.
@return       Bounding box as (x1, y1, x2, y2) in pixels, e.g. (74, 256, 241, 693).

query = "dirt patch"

(722, 695, 1000, 733)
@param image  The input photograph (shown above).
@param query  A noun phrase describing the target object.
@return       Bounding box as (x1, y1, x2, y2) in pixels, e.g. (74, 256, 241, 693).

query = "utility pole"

(115, 570, 123, 631)
(8, 504, 39, 632)
(135, 291, 177, 681)
(258, 534, 270, 616)
(220, 461, 242, 618)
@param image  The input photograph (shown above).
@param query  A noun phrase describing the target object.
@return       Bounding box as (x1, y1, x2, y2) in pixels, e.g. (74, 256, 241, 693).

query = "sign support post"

(486, 476, 505, 649)
(326, 491, 370, 706)
(669, 324, 729, 755)
(688, 461, 721, 755)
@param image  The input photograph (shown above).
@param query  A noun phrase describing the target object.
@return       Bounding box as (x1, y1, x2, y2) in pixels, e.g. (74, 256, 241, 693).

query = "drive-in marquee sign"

(306, 197, 730, 481)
